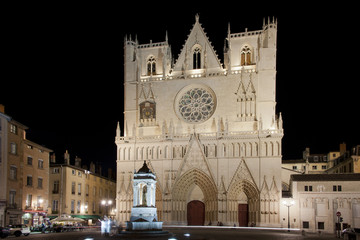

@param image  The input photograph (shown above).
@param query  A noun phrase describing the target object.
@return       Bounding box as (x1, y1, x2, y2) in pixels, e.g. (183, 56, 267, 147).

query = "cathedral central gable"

(173, 15, 223, 72)
(177, 133, 213, 181)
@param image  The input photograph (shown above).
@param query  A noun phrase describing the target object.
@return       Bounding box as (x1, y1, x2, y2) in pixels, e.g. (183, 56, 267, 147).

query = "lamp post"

(282, 199, 295, 232)
(101, 200, 113, 216)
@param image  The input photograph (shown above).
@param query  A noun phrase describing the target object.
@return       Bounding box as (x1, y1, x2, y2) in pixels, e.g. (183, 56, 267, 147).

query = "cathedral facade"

(116, 16, 283, 227)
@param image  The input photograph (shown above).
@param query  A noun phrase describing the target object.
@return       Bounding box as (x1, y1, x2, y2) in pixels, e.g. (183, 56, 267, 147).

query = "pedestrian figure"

(99, 216, 110, 236)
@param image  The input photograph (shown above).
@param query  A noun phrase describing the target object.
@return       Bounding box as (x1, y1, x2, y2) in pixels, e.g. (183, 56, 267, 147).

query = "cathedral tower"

(116, 16, 283, 227)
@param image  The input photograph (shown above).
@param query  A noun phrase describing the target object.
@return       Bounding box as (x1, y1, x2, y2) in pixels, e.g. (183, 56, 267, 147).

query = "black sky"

(2, 4, 359, 173)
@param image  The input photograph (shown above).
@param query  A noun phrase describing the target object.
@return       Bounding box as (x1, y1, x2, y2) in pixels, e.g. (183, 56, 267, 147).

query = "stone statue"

(142, 185, 147, 206)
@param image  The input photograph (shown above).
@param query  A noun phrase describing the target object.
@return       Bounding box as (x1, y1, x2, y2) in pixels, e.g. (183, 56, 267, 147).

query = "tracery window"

(177, 87, 215, 123)
(193, 47, 201, 69)
(147, 56, 156, 75)
(240, 46, 252, 66)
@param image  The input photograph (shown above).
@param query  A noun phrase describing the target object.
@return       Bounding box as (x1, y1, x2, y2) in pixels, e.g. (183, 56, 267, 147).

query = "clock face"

(175, 84, 216, 123)
(140, 101, 156, 120)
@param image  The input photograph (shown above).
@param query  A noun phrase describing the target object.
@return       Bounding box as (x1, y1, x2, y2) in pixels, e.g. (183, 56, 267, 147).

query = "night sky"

(2, 4, 359, 174)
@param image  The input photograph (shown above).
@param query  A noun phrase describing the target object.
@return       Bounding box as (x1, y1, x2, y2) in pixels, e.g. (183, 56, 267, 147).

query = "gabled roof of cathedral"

(173, 14, 223, 72)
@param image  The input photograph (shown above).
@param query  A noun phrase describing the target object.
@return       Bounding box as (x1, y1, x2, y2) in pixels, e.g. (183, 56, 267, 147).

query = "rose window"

(176, 86, 216, 123)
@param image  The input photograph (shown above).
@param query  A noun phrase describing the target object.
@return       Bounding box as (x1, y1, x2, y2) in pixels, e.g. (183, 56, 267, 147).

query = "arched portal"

(227, 179, 260, 226)
(172, 169, 217, 225)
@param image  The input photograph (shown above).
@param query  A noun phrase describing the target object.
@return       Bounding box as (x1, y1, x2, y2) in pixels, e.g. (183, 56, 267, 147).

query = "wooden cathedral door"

(238, 204, 248, 227)
(187, 200, 205, 225)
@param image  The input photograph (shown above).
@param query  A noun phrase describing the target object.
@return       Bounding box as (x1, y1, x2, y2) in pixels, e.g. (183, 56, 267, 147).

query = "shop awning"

(24, 210, 47, 213)
(70, 215, 101, 220)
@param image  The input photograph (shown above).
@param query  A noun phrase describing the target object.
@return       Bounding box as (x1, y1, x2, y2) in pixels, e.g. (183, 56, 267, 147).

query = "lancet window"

(147, 56, 156, 75)
(240, 45, 252, 66)
(193, 47, 201, 69)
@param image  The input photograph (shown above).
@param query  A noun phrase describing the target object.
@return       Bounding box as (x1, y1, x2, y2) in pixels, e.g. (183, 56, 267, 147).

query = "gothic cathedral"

(116, 15, 283, 227)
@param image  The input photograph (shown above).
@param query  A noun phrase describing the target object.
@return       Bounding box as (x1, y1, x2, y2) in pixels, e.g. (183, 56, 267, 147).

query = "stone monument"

(126, 161, 163, 231)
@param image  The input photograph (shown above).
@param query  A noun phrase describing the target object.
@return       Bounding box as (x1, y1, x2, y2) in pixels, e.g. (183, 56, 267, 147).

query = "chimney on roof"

(303, 147, 310, 160)
(75, 156, 81, 167)
(356, 145, 360, 156)
(50, 153, 56, 163)
(90, 162, 96, 173)
(97, 164, 102, 176)
(64, 150, 70, 165)
(0, 104, 4, 113)
(340, 143, 346, 155)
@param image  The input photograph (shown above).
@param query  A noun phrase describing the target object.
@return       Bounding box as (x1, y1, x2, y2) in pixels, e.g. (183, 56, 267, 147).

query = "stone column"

(133, 184, 138, 206)
(153, 184, 156, 207)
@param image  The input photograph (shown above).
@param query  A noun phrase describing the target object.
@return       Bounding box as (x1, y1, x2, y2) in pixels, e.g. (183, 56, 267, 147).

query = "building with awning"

(48, 151, 116, 225)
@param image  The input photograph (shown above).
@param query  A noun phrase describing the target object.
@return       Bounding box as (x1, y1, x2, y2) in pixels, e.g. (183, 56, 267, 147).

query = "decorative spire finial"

(195, 13, 200, 23)
(116, 121, 121, 137)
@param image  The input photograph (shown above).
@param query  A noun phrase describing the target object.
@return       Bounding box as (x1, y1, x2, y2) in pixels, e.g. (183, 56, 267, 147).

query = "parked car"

(0, 227, 10, 238)
(7, 224, 30, 237)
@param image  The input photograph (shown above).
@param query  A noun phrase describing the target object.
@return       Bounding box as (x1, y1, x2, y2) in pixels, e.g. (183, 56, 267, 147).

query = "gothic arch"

(172, 169, 218, 224)
(227, 179, 260, 226)
(240, 44, 253, 66)
(147, 55, 156, 75)
(192, 44, 202, 69)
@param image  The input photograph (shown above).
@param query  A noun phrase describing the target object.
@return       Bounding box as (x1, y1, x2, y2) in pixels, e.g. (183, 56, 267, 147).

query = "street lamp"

(282, 199, 295, 232)
(38, 198, 44, 210)
(101, 200, 113, 216)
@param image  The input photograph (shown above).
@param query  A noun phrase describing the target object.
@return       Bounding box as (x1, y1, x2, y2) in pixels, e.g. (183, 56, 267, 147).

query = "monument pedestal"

(126, 207, 163, 231)
(118, 161, 168, 237)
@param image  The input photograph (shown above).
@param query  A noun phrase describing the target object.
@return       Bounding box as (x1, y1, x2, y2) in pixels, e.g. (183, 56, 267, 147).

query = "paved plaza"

(11, 226, 340, 240)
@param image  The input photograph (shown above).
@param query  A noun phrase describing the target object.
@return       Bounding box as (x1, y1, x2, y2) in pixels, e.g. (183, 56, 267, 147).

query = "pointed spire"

(169, 119, 174, 136)
(278, 112, 283, 129)
(148, 84, 155, 100)
(165, 30, 168, 43)
(116, 121, 121, 137)
(261, 176, 270, 196)
(270, 176, 279, 193)
(211, 118, 216, 132)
